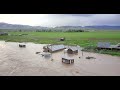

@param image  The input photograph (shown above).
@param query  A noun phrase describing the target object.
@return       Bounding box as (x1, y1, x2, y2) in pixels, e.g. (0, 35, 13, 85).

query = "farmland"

(0, 30, 120, 56)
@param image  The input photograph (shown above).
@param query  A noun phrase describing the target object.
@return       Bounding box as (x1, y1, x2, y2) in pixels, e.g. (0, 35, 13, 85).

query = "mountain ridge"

(0, 22, 120, 30)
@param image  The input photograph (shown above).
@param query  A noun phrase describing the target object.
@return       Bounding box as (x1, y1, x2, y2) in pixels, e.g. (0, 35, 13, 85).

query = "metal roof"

(97, 42, 110, 48)
(67, 46, 78, 51)
(48, 44, 65, 51)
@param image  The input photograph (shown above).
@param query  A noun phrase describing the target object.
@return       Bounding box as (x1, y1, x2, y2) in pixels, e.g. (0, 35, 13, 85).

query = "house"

(67, 46, 78, 54)
(0, 32, 8, 35)
(43, 44, 65, 53)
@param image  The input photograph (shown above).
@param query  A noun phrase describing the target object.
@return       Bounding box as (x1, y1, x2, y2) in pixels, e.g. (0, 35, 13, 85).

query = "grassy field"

(0, 30, 120, 56)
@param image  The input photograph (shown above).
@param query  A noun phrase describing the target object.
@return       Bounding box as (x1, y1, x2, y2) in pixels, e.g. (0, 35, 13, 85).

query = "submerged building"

(43, 44, 65, 53)
(67, 46, 78, 54)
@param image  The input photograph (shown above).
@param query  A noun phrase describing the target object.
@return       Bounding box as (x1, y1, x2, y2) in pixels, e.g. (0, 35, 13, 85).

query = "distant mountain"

(0, 22, 120, 30)
(0, 22, 48, 30)
(84, 25, 120, 30)
(55, 25, 120, 30)
(55, 26, 82, 29)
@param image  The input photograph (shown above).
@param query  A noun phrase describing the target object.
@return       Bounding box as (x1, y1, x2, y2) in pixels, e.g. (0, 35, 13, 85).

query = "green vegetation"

(0, 30, 120, 56)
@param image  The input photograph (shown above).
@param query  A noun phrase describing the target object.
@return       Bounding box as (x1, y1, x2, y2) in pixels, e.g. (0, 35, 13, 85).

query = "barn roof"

(68, 46, 78, 51)
(48, 44, 65, 51)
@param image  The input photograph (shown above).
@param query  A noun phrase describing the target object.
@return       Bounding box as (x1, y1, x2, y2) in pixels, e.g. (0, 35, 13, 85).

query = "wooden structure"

(43, 44, 65, 53)
(67, 46, 78, 54)
(62, 57, 74, 64)
(97, 42, 120, 50)
(0, 32, 8, 35)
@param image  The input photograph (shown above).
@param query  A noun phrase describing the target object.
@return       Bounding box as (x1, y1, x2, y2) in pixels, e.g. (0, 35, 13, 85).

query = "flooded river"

(0, 41, 120, 76)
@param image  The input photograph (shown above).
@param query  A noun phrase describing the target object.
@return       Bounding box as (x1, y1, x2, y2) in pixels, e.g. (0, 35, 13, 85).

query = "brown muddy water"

(0, 41, 120, 76)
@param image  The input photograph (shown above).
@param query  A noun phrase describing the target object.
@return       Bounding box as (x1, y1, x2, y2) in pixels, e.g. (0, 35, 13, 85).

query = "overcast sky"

(0, 14, 120, 27)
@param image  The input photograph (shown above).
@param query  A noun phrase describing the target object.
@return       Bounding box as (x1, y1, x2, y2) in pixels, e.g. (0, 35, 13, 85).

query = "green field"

(0, 31, 120, 56)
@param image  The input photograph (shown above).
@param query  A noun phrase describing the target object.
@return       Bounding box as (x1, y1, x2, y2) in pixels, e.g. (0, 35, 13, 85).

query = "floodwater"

(0, 41, 120, 76)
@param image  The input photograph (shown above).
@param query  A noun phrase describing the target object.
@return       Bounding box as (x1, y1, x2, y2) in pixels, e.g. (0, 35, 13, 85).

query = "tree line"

(35, 29, 89, 32)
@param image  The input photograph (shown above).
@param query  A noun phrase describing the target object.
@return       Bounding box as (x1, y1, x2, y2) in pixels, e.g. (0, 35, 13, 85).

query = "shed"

(43, 44, 65, 53)
(62, 57, 74, 64)
(67, 46, 78, 54)
(0, 32, 8, 35)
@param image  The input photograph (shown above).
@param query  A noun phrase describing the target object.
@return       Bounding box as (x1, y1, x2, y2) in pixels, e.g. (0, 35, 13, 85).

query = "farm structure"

(62, 57, 74, 64)
(43, 44, 65, 53)
(0, 32, 8, 35)
(66, 46, 78, 54)
(97, 42, 120, 50)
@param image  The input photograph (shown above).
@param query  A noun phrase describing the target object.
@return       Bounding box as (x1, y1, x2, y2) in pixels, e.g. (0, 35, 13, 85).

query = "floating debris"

(36, 52, 41, 54)
(86, 56, 96, 59)
(19, 44, 26, 48)
(40, 52, 51, 57)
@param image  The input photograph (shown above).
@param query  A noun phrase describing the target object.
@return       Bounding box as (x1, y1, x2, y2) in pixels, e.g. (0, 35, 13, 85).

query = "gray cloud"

(0, 14, 120, 27)
(42, 14, 120, 27)
(70, 14, 94, 17)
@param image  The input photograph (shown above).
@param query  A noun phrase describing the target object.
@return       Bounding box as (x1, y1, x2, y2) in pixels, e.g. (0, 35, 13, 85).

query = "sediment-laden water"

(0, 41, 120, 76)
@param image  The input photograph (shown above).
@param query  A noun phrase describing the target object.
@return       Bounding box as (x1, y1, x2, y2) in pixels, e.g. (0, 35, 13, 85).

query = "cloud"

(0, 14, 120, 27)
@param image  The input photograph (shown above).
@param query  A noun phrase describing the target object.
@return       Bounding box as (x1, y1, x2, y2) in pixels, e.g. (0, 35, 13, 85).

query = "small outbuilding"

(67, 46, 78, 54)
(0, 32, 8, 35)
(62, 57, 74, 64)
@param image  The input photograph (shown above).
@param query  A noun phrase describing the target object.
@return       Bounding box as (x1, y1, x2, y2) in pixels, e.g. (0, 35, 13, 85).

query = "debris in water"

(19, 44, 26, 48)
(36, 52, 41, 54)
(86, 56, 96, 59)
